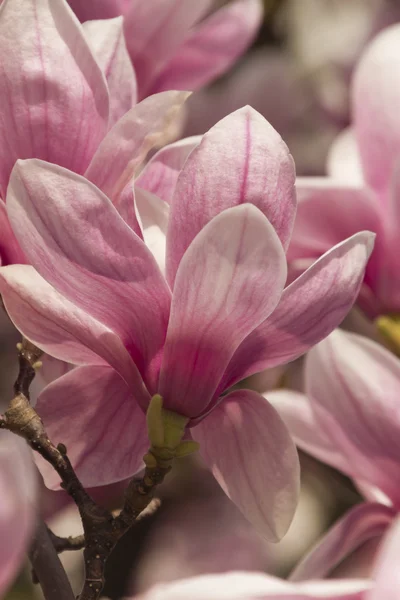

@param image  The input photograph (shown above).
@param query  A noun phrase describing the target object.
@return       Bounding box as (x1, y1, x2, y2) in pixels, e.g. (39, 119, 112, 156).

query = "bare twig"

(29, 520, 75, 600)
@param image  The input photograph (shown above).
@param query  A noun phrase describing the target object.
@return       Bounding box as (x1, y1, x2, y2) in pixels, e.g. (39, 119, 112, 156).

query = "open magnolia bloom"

(287, 24, 400, 335)
(0, 431, 37, 597)
(0, 107, 374, 542)
(0, 0, 189, 266)
(131, 518, 400, 600)
(271, 329, 400, 579)
(66, 0, 263, 100)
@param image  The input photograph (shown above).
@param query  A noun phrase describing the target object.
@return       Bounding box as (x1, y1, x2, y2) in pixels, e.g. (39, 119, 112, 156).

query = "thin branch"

(48, 530, 86, 553)
(2, 338, 172, 600)
(28, 519, 75, 600)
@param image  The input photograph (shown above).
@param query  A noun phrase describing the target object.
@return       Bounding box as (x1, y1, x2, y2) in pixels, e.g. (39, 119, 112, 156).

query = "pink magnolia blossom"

(271, 329, 400, 580)
(130, 518, 400, 599)
(0, 0, 188, 266)
(0, 431, 37, 597)
(66, 0, 263, 100)
(0, 107, 374, 541)
(287, 24, 400, 318)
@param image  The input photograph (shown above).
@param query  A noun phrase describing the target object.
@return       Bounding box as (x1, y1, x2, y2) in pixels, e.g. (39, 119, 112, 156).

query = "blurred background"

(3, 0, 400, 598)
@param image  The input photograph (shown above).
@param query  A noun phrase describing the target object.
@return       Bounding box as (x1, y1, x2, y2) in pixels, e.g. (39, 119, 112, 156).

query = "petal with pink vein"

(222, 231, 375, 388)
(7, 159, 171, 390)
(0, 0, 109, 197)
(167, 106, 296, 286)
(159, 204, 287, 417)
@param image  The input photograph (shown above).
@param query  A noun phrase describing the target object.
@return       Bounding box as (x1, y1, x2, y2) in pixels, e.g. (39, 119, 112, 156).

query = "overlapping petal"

(0, 200, 26, 266)
(222, 232, 375, 388)
(0, 265, 147, 396)
(135, 187, 169, 274)
(67, 0, 128, 21)
(192, 389, 300, 542)
(0, 0, 109, 198)
(167, 107, 296, 286)
(353, 24, 400, 195)
(151, 0, 263, 92)
(268, 390, 347, 474)
(159, 204, 287, 417)
(327, 129, 364, 184)
(83, 16, 137, 125)
(7, 160, 171, 390)
(35, 366, 149, 489)
(290, 503, 395, 582)
(85, 91, 190, 201)
(123, 0, 213, 98)
(306, 330, 400, 506)
(136, 136, 201, 204)
(0, 431, 37, 597)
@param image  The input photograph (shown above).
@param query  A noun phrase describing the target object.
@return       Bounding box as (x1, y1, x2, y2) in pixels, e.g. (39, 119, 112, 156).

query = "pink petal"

(135, 572, 369, 600)
(167, 107, 296, 286)
(136, 136, 201, 203)
(85, 91, 190, 201)
(306, 330, 400, 506)
(192, 389, 300, 542)
(268, 390, 347, 474)
(114, 182, 143, 238)
(135, 187, 169, 275)
(0, 431, 37, 597)
(0, 0, 109, 198)
(353, 24, 400, 194)
(83, 17, 137, 126)
(8, 159, 171, 391)
(0, 200, 26, 266)
(151, 0, 263, 92)
(327, 129, 364, 184)
(0, 264, 147, 396)
(290, 503, 395, 582)
(35, 366, 149, 489)
(159, 204, 287, 417)
(222, 232, 375, 388)
(370, 517, 400, 600)
(66, 0, 128, 21)
(123, 0, 213, 98)
(287, 179, 383, 297)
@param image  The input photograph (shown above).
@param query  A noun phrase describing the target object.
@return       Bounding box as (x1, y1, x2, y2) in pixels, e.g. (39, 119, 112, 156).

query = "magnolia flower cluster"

(1, 0, 400, 599)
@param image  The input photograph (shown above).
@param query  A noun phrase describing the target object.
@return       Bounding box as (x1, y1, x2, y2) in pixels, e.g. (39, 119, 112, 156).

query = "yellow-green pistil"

(375, 314, 400, 357)
(144, 394, 199, 468)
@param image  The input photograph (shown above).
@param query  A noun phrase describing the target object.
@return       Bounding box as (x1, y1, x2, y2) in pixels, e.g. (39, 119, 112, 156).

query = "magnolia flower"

(0, 431, 37, 597)
(271, 329, 400, 579)
(0, 0, 188, 266)
(0, 107, 374, 541)
(287, 24, 400, 328)
(130, 518, 400, 600)
(66, 0, 263, 100)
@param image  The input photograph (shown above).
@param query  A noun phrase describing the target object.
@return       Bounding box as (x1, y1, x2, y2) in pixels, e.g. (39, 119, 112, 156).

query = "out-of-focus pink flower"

(0, 431, 37, 596)
(0, 0, 188, 266)
(0, 108, 374, 541)
(288, 24, 400, 319)
(128, 516, 400, 599)
(66, 0, 263, 100)
(272, 329, 400, 579)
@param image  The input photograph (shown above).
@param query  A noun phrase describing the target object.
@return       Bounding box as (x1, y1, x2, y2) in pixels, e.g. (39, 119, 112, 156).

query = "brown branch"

(48, 530, 86, 553)
(2, 338, 172, 600)
(28, 519, 75, 600)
